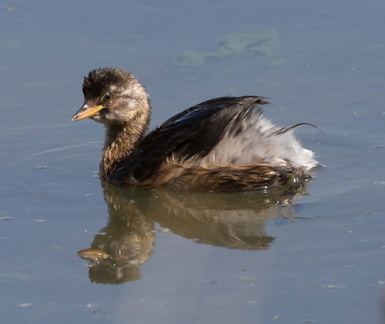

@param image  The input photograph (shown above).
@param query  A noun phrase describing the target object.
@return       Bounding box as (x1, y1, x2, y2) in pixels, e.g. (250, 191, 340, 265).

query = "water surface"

(1, 0, 385, 323)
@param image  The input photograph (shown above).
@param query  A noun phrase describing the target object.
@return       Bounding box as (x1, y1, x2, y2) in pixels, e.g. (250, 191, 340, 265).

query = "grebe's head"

(72, 67, 150, 125)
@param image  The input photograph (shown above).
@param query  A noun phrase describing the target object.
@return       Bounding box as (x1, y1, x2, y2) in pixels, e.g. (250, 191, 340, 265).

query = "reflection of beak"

(71, 104, 104, 121)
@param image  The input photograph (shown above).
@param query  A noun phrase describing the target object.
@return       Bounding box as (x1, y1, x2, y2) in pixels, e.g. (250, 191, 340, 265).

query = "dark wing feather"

(113, 96, 268, 182)
(271, 122, 320, 135)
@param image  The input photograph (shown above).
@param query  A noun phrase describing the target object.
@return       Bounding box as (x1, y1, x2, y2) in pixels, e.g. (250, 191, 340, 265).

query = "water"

(1, 0, 385, 323)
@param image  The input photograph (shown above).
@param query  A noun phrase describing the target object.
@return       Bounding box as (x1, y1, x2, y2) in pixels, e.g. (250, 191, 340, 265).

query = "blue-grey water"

(1, 0, 385, 323)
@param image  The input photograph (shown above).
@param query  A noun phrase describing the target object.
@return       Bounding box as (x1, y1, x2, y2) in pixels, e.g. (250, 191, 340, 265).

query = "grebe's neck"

(100, 102, 151, 178)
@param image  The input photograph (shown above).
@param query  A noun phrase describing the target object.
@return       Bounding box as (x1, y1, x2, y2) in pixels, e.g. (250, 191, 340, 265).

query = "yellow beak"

(71, 104, 104, 121)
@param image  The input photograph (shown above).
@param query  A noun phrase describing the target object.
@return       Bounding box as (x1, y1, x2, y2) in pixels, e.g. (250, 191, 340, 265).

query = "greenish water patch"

(175, 29, 282, 68)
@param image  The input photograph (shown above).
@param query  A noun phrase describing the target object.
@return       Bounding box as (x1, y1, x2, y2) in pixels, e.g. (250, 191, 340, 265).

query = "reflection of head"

(86, 230, 154, 284)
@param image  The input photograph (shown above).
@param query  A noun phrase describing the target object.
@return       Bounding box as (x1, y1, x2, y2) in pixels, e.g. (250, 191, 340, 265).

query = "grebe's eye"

(103, 93, 112, 102)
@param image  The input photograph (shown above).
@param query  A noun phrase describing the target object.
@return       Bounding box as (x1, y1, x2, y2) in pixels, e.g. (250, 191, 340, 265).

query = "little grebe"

(72, 68, 317, 190)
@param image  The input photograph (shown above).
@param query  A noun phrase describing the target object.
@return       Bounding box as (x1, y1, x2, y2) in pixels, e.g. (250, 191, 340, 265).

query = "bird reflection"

(77, 178, 312, 284)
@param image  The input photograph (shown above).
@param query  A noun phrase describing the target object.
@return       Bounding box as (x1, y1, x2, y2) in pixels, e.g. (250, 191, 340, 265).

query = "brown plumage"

(72, 67, 318, 190)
